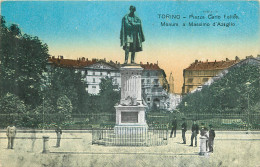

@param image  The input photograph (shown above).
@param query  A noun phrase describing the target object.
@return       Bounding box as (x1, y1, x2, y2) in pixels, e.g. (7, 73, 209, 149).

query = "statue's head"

(129, 5, 136, 13)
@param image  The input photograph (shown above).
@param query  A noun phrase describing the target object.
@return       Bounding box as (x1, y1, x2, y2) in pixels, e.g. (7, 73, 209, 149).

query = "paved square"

(0, 131, 259, 167)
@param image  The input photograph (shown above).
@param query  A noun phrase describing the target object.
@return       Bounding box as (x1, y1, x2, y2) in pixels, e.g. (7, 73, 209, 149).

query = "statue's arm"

(132, 17, 142, 26)
(132, 20, 141, 26)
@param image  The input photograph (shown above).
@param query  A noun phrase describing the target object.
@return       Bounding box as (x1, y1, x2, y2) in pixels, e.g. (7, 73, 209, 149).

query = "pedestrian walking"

(190, 120, 199, 147)
(181, 118, 187, 144)
(55, 125, 62, 147)
(170, 117, 177, 138)
(30, 128, 37, 152)
(208, 124, 215, 153)
(6, 123, 17, 149)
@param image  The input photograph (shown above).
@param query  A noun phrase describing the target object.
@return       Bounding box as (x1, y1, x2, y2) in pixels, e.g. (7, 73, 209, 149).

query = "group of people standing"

(170, 117, 215, 153)
(5, 123, 62, 150)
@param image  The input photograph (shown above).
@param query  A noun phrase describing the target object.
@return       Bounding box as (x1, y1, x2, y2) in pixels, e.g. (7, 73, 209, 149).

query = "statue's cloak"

(120, 14, 145, 52)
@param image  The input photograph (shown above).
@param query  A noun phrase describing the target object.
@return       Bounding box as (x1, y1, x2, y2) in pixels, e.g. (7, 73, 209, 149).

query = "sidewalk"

(0, 131, 259, 167)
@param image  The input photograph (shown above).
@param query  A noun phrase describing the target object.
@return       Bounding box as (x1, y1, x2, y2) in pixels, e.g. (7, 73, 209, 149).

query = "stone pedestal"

(42, 136, 50, 154)
(115, 65, 148, 133)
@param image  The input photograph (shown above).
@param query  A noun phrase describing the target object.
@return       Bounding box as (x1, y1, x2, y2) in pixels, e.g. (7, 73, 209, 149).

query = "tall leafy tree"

(46, 67, 88, 113)
(0, 16, 49, 107)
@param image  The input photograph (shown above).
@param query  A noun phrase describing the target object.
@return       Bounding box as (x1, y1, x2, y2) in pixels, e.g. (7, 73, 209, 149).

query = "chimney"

(87, 58, 88, 61)
(257, 54, 260, 58)
(140, 62, 142, 64)
(195, 59, 198, 63)
(82, 57, 85, 61)
(226, 58, 229, 61)
(60, 56, 63, 59)
(246, 55, 253, 59)
(52, 56, 55, 59)
(116, 61, 117, 64)
(147, 62, 149, 65)
(235, 56, 240, 61)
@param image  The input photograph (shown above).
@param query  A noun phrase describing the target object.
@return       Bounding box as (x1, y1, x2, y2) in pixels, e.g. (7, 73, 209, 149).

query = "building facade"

(48, 57, 169, 110)
(182, 57, 240, 94)
(81, 61, 121, 94)
(188, 55, 260, 94)
(140, 63, 169, 110)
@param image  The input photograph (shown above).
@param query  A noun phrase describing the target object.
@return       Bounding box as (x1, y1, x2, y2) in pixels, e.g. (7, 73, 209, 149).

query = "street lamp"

(245, 82, 251, 133)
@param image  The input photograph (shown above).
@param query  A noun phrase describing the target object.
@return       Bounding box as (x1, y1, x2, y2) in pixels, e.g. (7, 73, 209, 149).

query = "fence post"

(199, 136, 207, 156)
(42, 136, 50, 153)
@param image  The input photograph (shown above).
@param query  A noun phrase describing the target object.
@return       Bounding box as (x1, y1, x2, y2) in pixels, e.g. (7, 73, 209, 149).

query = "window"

(93, 72, 95, 75)
(147, 72, 150, 77)
(114, 79, 117, 84)
(202, 78, 208, 82)
(93, 78, 96, 83)
(154, 79, 159, 84)
(147, 98, 150, 101)
(100, 72, 102, 76)
(142, 79, 145, 84)
(92, 86, 96, 88)
(147, 79, 150, 84)
(187, 78, 193, 83)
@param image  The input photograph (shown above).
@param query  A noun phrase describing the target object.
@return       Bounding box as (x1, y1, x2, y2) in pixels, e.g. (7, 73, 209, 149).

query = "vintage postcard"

(0, 0, 259, 167)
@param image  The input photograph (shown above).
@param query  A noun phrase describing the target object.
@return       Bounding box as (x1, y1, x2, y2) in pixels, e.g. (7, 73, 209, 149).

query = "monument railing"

(92, 125, 168, 146)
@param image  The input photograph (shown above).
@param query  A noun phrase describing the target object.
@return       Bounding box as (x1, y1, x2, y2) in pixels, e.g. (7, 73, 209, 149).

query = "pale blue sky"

(1, 1, 259, 48)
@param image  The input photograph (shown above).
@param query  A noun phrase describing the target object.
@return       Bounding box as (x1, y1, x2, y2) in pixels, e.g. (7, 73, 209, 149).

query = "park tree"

(0, 16, 49, 108)
(0, 93, 27, 127)
(56, 95, 73, 123)
(46, 67, 88, 113)
(178, 64, 260, 114)
(99, 77, 120, 113)
(0, 93, 26, 114)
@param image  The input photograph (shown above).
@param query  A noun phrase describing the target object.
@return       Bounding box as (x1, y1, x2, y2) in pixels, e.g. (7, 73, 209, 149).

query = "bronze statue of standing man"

(120, 6, 145, 64)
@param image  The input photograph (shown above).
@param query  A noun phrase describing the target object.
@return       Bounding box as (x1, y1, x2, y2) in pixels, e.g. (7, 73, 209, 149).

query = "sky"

(1, 1, 260, 93)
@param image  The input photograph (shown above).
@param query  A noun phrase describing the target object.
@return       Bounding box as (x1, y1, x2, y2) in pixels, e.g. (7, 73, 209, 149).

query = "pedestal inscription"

(121, 112, 138, 123)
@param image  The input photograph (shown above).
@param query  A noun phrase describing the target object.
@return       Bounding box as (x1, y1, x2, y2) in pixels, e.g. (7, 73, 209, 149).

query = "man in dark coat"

(181, 118, 187, 144)
(120, 5, 145, 64)
(208, 124, 215, 153)
(55, 125, 62, 147)
(190, 120, 199, 147)
(170, 117, 177, 138)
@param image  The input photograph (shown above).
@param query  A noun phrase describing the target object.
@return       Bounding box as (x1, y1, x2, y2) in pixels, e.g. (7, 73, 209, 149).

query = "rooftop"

(48, 56, 162, 70)
(185, 57, 240, 70)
